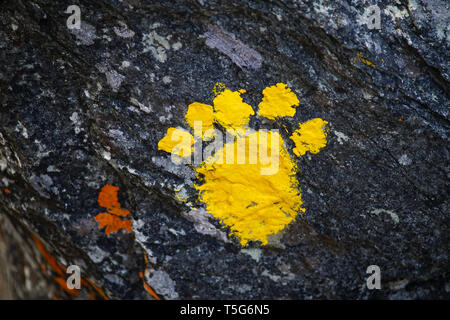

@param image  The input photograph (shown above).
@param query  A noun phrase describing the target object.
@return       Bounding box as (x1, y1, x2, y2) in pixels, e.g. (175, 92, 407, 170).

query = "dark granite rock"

(0, 0, 448, 299)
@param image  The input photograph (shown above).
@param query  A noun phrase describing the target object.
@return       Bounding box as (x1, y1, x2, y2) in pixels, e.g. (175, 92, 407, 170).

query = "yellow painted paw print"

(158, 83, 329, 246)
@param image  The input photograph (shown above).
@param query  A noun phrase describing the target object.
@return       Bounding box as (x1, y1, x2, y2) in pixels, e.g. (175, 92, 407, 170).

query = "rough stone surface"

(0, 0, 449, 299)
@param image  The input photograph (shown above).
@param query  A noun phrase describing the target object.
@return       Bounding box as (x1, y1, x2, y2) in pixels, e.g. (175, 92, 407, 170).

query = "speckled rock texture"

(0, 0, 448, 299)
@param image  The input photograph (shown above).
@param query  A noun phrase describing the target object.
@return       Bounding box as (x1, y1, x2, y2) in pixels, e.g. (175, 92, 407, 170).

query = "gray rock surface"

(0, 0, 448, 299)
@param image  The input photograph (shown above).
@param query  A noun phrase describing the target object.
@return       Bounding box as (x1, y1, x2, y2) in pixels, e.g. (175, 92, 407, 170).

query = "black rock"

(0, 0, 448, 299)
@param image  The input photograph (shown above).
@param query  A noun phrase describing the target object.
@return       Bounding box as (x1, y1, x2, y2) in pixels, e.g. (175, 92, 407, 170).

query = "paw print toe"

(158, 127, 194, 160)
(289, 118, 329, 157)
(257, 83, 300, 120)
(185, 102, 215, 139)
(213, 88, 254, 130)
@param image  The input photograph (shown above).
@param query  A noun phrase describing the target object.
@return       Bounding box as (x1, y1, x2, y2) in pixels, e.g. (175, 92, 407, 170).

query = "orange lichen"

(4, 188, 11, 194)
(94, 184, 133, 235)
(32, 233, 110, 300)
(97, 184, 131, 217)
(144, 281, 161, 300)
(32, 234, 65, 277)
(140, 251, 161, 300)
(84, 278, 110, 300)
(94, 213, 133, 235)
(143, 251, 149, 264)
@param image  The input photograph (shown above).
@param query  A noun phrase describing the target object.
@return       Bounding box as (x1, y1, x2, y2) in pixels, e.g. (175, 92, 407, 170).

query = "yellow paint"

(157, 83, 329, 246)
(289, 118, 329, 156)
(158, 127, 194, 158)
(258, 83, 299, 119)
(195, 130, 304, 246)
(213, 82, 227, 97)
(356, 52, 376, 69)
(213, 88, 254, 130)
(185, 102, 214, 138)
(174, 185, 189, 203)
